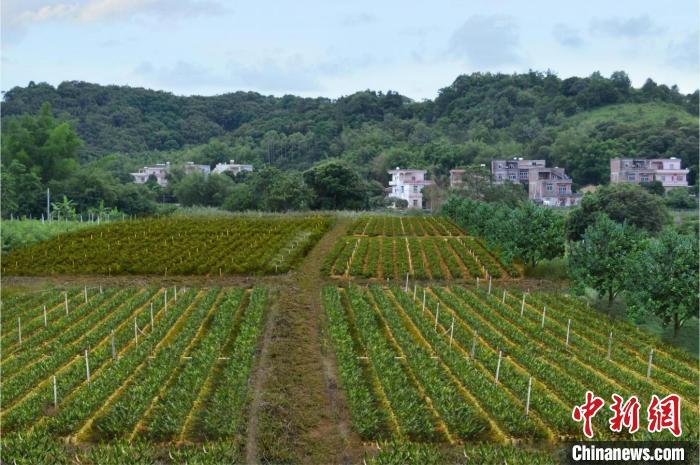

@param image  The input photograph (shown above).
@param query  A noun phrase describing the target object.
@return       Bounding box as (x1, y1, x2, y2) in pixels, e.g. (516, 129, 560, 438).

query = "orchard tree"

(566, 184, 670, 240)
(303, 160, 367, 210)
(568, 214, 645, 307)
(626, 228, 699, 337)
(500, 201, 565, 267)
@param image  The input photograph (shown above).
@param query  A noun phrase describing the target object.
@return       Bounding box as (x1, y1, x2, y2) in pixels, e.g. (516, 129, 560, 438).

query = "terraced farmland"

(324, 216, 519, 279)
(1, 285, 267, 463)
(323, 284, 699, 446)
(3, 216, 330, 276)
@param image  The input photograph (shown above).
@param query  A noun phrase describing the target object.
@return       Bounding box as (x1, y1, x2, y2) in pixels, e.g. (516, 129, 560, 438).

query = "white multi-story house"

(130, 162, 171, 187)
(183, 161, 211, 176)
(386, 167, 433, 209)
(610, 158, 689, 190)
(212, 160, 254, 176)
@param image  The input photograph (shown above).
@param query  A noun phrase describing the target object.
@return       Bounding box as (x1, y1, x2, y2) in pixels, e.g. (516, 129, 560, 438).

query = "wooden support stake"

(413, 283, 417, 300)
(100, 285, 103, 294)
(422, 289, 426, 314)
(470, 333, 477, 359)
(520, 294, 525, 316)
(150, 302, 154, 329)
(502, 290, 506, 303)
(495, 350, 502, 384)
(53, 375, 58, 408)
(134, 319, 139, 344)
(404, 273, 409, 292)
(476, 276, 479, 288)
(84, 286, 88, 304)
(174, 286, 177, 301)
(64, 291, 68, 315)
(541, 306, 546, 328)
(43, 305, 47, 327)
(164, 290, 168, 313)
(525, 376, 532, 417)
(449, 315, 455, 348)
(488, 277, 492, 294)
(607, 331, 613, 360)
(111, 330, 116, 360)
(17, 317, 22, 346)
(434, 303, 440, 331)
(85, 350, 90, 383)
(647, 348, 654, 379)
(565, 319, 571, 346)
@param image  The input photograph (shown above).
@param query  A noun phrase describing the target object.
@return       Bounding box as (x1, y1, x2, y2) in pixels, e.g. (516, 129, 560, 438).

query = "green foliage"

(566, 184, 670, 241)
(442, 197, 565, 267)
(3, 216, 330, 275)
(568, 214, 646, 304)
(303, 160, 367, 210)
(1, 219, 94, 252)
(626, 228, 699, 337)
(665, 187, 698, 209)
(173, 172, 234, 207)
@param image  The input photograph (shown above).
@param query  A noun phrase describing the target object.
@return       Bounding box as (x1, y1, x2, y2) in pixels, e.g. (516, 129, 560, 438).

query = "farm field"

(0, 285, 267, 464)
(323, 284, 699, 451)
(3, 216, 331, 276)
(324, 216, 519, 280)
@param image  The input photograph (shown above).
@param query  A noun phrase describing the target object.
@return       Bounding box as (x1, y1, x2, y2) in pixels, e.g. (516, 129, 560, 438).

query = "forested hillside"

(2, 71, 698, 216)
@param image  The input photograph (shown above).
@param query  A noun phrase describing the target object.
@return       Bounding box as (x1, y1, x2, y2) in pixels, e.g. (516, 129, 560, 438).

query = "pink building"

(610, 158, 689, 190)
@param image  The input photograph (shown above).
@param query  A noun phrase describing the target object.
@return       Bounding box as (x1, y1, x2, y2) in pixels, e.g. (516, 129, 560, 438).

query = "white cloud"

(589, 15, 664, 38)
(666, 31, 699, 70)
(2, 0, 227, 44)
(449, 15, 521, 67)
(553, 23, 584, 48)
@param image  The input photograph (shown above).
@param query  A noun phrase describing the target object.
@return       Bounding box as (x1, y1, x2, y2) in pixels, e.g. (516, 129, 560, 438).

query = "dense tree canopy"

(566, 184, 671, 241)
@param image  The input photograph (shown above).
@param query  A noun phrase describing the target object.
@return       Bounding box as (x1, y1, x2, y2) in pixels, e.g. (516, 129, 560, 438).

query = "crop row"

(1, 286, 267, 445)
(4, 216, 330, 276)
(324, 285, 699, 443)
(328, 237, 516, 280)
(348, 216, 464, 237)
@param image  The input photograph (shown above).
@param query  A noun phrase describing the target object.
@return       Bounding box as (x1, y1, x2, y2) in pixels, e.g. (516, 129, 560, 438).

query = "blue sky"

(2, 0, 698, 99)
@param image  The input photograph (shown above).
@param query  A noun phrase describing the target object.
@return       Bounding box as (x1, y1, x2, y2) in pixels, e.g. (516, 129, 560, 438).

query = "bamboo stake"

(502, 290, 506, 303)
(449, 315, 455, 348)
(647, 348, 654, 379)
(565, 319, 571, 346)
(85, 350, 90, 383)
(488, 277, 492, 294)
(134, 319, 139, 344)
(84, 286, 88, 304)
(525, 376, 532, 417)
(413, 284, 417, 300)
(476, 276, 479, 288)
(53, 376, 58, 408)
(470, 332, 477, 359)
(495, 350, 502, 384)
(111, 330, 116, 360)
(422, 289, 426, 314)
(607, 331, 613, 360)
(541, 306, 546, 328)
(64, 291, 68, 315)
(17, 317, 22, 346)
(520, 294, 525, 316)
(150, 302, 154, 329)
(43, 305, 47, 327)
(434, 303, 440, 331)
(404, 273, 409, 292)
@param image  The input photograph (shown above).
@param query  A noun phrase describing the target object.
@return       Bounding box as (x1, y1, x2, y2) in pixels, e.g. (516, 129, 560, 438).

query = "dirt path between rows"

(245, 217, 363, 465)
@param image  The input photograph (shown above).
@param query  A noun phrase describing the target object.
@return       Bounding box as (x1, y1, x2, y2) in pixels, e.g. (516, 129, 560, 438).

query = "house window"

(401, 186, 404, 193)
(559, 186, 567, 194)
(660, 176, 666, 181)
(413, 199, 418, 207)
(498, 164, 503, 168)
(627, 174, 636, 181)
(546, 183, 553, 192)
(641, 175, 649, 183)
(519, 170, 528, 179)
(678, 175, 685, 181)
(624, 162, 629, 167)
(497, 174, 502, 180)
(412, 185, 418, 193)
(509, 174, 517, 180)
(411, 176, 416, 181)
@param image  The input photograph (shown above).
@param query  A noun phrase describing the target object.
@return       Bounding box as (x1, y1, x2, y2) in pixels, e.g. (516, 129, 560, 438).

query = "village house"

(130, 161, 211, 187)
(491, 157, 581, 207)
(386, 167, 433, 209)
(610, 158, 689, 190)
(130, 162, 171, 187)
(212, 160, 254, 176)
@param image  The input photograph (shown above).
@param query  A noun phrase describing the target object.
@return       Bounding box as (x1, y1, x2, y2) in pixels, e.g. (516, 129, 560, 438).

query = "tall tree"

(625, 228, 699, 337)
(568, 214, 645, 307)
